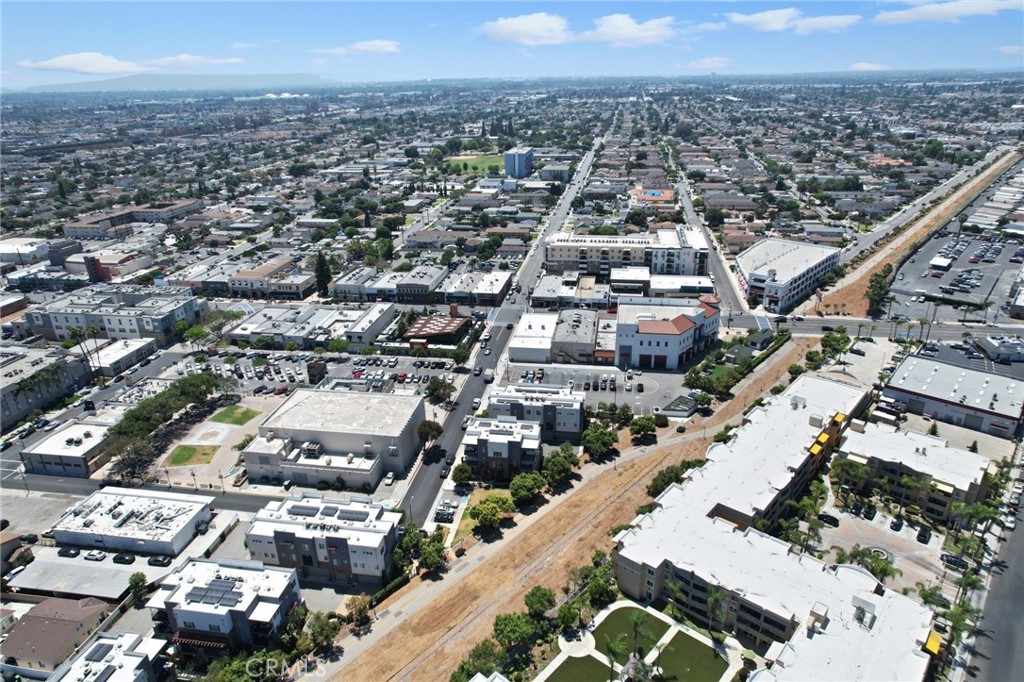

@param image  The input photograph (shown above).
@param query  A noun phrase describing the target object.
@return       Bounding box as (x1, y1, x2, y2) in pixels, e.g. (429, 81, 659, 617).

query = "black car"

(445, 452, 456, 466)
(148, 555, 173, 567)
(0, 518, 8, 531)
(940, 553, 969, 571)
(440, 465, 451, 478)
(636, 383, 644, 393)
(850, 501, 864, 517)
(19, 533, 38, 544)
(862, 505, 877, 521)
(57, 546, 81, 558)
(506, 323, 514, 329)
(112, 552, 136, 565)
(917, 527, 933, 544)
(817, 513, 840, 528)
(821, 325, 835, 332)
(890, 516, 904, 532)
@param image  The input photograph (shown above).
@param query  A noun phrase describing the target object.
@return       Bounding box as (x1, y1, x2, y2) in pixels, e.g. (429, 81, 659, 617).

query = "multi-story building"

(614, 296, 721, 370)
(504, 147, 535, 179)
(443, 271, 513, 306)
(63, 199, 203, 239)
(246, 493, 401, 586)
(882, 356, 1024, 439)
(344, 302, 398, 351)
(145, 558, 300, 654)
(462, 416, 542, 480)
(544, 226, 709, 277)
(395, 264, 448, 303)
(836, 422, 994, 522)
(48, 632, 168, 682)
(734, 238, 841, 313)
(0, 346, 90, 430)
(333, 266, 378, 301)
(486, 384, 587, 442)
(242, 389, 425, 489)
(50, 487, 214, 556)
(0, 597, 109, 679)
(13, 284, 207, 346)
(20, 421, 111, 477)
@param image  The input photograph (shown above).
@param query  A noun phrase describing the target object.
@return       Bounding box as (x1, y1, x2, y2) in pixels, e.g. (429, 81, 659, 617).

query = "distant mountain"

(21, 73, 335, 93)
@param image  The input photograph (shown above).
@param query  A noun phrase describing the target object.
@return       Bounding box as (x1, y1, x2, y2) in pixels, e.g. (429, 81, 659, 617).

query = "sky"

(2, 1, 1022, 89)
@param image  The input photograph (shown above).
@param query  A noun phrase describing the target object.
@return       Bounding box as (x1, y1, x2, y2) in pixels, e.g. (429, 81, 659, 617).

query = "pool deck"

(535, 600, 744, 682)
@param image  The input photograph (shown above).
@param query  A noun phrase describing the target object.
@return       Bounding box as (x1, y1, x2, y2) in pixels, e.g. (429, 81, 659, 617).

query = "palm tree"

(916, 582, 947, 608)
(953, 571, 984, 604)
(628, 610, 654, 657)
(604, 634, 628, 682)
(916, 317, 929, 342)
(897, 474, 924, 512)
(829, 458, 870, 503)
(69, 325, 101, 378)
(705, 586, 727, 639)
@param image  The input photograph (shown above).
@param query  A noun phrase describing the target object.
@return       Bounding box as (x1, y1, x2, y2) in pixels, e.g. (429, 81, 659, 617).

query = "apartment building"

(0, 597, 109, 679)
(734, 238, 841, 313)
(246, 493, 401, 586)
(48, 632, 168, 682)
(0, 346, 90, 429)
(836, 422, 994, 523)
(242, 390, 425, 489)
(504, 147, 535, 179)
(462, 416, 543, 481)
(486, 384, 587, 442)
(14, 284, 207, 346)
(63, 199, 203, 239)
(145, 558, 300, 654)
(544, 226, 709, 277)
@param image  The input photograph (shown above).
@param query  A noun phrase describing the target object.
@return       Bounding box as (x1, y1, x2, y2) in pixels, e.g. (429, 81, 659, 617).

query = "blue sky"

(2, 1, 1022, 88)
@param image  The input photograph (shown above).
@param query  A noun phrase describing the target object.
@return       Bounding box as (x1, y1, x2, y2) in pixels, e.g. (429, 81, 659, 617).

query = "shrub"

(370, 574, 410, 607)
(676, 425, 687, 433)
(654, 413, 669, 428)
(454, 547, 466, 558)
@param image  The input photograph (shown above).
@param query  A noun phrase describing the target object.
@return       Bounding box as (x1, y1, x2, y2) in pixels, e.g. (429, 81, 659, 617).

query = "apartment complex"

(14, 284, 207, 346)
(486, 384, 587, 442)
(504, 147, 534, 179)
(734, 238, 841, 313)
(145, 558, 301, 654)
(246, 494, 401, 586)
(462, 416, 543, 480)
(544, 226, 710, 277)
(0, 346, 90, 429)
(836, 422, 994, 523)
(63, 199, 203, 239)
(242, 390, 425, 489)
(48, 632, 168, 682)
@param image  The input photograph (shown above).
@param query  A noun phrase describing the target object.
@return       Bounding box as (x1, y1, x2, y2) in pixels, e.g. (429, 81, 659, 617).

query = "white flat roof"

(53, 487, 213, 543)
(147, 558, 294, 617)
(736, 238, 840, 284)
(886, 357, 1024, 421)
(92, 338, 155, 366)
(21, 422, 109, 460)
(51, 633, 164, 682)
(260, 389, 422, 437)
(841, 424, 990, 492)
(511, 312, 559, 341)
(250, 494, 400, 549)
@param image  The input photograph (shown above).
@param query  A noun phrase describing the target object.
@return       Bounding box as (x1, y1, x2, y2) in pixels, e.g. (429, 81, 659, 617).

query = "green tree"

(417, 420, 443, 443)
(128, 571, 148, 600)
(866, 264, 893, 314)
(252, 335, 272, 350)
(425, 376, 455, 403)
(315, 251, 332, 297)
(788, 363, 806, 380)
(452, 344, 470, 367)
(183, 325, 209, 350)
(556, 602, 577, 631)
(418, 541, 447, 572)
(524, 585, 556, 619)
(327, 338, 349, 353)
(509, 472, 545, 507)
(452, 463, 473, 485)
(603, 634, 628, 681)
(705, 208, 726, 227)
(493, 612, 535, 656)
(449, 640, 505, 682)
(581, 423, 618, 458)
(346, 593, 372, 625)
(306, 610, 342, 653)
(470, 495, 514, 530)
(629, 415, 657, 440)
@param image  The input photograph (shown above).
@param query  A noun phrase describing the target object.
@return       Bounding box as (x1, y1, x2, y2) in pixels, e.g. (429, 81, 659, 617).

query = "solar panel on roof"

(289, 504, 319, 517)
(92, 666, 117, 682)
(337, 509, 370, 522)
(321, 506, 338, 516)
(85, 643, 114, 662)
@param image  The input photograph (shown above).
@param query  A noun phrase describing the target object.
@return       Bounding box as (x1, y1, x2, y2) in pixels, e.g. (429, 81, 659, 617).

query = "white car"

(1004, 515, 1017, 531)
(383, 472, 395, 486)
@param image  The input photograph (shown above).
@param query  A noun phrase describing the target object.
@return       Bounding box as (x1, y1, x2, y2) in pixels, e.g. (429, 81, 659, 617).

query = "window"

(183, 621, 196, 629)
(210, 624, 221, 632)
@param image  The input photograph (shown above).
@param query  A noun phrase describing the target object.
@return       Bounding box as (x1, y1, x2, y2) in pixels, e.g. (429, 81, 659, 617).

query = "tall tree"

(315, 251, 331, 297)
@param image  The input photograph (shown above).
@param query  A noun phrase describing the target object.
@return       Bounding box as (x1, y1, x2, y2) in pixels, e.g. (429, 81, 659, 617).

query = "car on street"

(57, 547, 80, 558)
(817, 513, 840, 528)
(446, 452, 456, 465)
(148, 555, 173, 567)
(85, 550, 107, 561)
(113, 552, 135, 565)
(484, 348, 492, 355)
(916, 527, 932, 544)
(1003, 515, 1017, 531)
(440, 465, 451, 478)
(890, 516, 904, 532)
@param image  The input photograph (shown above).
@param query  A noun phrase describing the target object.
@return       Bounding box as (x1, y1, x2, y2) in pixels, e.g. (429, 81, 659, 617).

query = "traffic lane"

(973, 515, 1024, 682)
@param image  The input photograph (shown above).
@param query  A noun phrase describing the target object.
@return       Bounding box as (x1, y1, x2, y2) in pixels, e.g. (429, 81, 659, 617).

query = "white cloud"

(850, 62, 890, 71)
(18, 52, 149, 75)
(230, 42, 258, 50)
(998, 45, 1023, 54)
(727, 8, 862, 34)
(144, 54, 244, 68)
(579, 14, 675, 47)
(313, 39, 402, 56)
(692, 22, 728, 32)
(479, 12, 572, 46)
(876, 0, 1022, 25)
(687, 56, 731, 70)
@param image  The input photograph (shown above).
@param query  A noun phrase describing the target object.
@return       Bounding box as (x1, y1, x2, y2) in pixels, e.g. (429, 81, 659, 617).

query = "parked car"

(57, 546, 80, 558)
(817, 513, 840, 528)
(383, 472, 395, 486)
(113, 552, 135, 565)
(1003, 515, 1017, 531)
(440, 465, 451, 478)
(850, 501, 863, 516)
(862, 505, 877, 521)
(18, 533, 38, 544)
(147, 555, 173, 567)
(890, 516, 904, 532)
(446, 452, 456, 466)
(940, 553, 969, 571)
(84, 550, 107, 561)
(916, 527, 932, 544)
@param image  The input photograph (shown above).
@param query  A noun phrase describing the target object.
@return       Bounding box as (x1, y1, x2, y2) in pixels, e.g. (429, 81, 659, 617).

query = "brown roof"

(636, 315, 695, 335)
(0, 597, 108, 664)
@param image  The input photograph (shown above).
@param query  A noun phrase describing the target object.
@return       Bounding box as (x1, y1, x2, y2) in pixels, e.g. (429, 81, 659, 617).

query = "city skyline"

(2, 1, 1022, 90)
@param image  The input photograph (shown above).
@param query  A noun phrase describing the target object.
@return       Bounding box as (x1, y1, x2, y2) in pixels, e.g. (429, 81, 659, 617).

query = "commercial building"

(0, 237, 50, 264)
(50, 487, 214, 556)
(551, 309, 600, 364)
(463, 416, 543, 480)
(145, 558, 301, 654)
(63, 199, 203, 240)
(242, 390, 425, 489)
(486, 384, 586, 442)
(734, 239, 841, 313)
(836, 422, 993, 523)
(544, 226, 709, 277)
(14, 284, 207, 346)
(48, 632, 168, 682)
(507, 312, 559, 364)
(75, 338, 157, 377)
(344, 302, 398, 351)
(614, 296, 721, 370)
(0, 346, 90, 430)
(226, 304, 377, 350)
(443, 271, 513, 306)
(0, 597, 109, 679)
(246, 494, 401, 586)
(395, 264, 448, 303)
(612, 377, 934, 681)
(333, 266, 378, 301)
(20, 422, 111, 477)
(882, 356, 1024, 439)
(504, 147, 535, 179)
(228, 257, 315, 300)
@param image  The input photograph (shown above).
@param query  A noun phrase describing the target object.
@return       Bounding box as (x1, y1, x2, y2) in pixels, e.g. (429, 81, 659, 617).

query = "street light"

(164, 467, 171, 487)
(218, 472, 225, 492)
(190, 469, 198, 490)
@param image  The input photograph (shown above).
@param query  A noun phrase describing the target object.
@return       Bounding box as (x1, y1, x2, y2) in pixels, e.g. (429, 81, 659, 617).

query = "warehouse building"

(20, 422, 111, 477)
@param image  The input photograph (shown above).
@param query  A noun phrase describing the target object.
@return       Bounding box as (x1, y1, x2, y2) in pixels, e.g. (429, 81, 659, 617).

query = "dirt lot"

(820, 151, 1022, 318)
(332, 337, 818, 682)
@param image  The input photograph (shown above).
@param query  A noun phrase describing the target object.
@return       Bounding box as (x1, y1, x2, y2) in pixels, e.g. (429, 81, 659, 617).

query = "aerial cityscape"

(1, 2, 1023, 682)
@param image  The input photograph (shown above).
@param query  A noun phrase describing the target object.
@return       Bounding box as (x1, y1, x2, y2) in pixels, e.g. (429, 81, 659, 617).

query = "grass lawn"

(448, 154, 503, 174)
(706, 364, 736, 383)
(452, 488, 513, 544)
(543, 654, 610, 682)
(210, 405, 261, 426)
(656, 631, 728, 682)
(166, 445, 219, 467)
(592, 606, 670, 664)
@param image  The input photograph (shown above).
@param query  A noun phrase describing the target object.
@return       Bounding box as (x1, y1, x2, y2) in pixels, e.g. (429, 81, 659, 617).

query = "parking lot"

(891, 231, 1021, 322)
